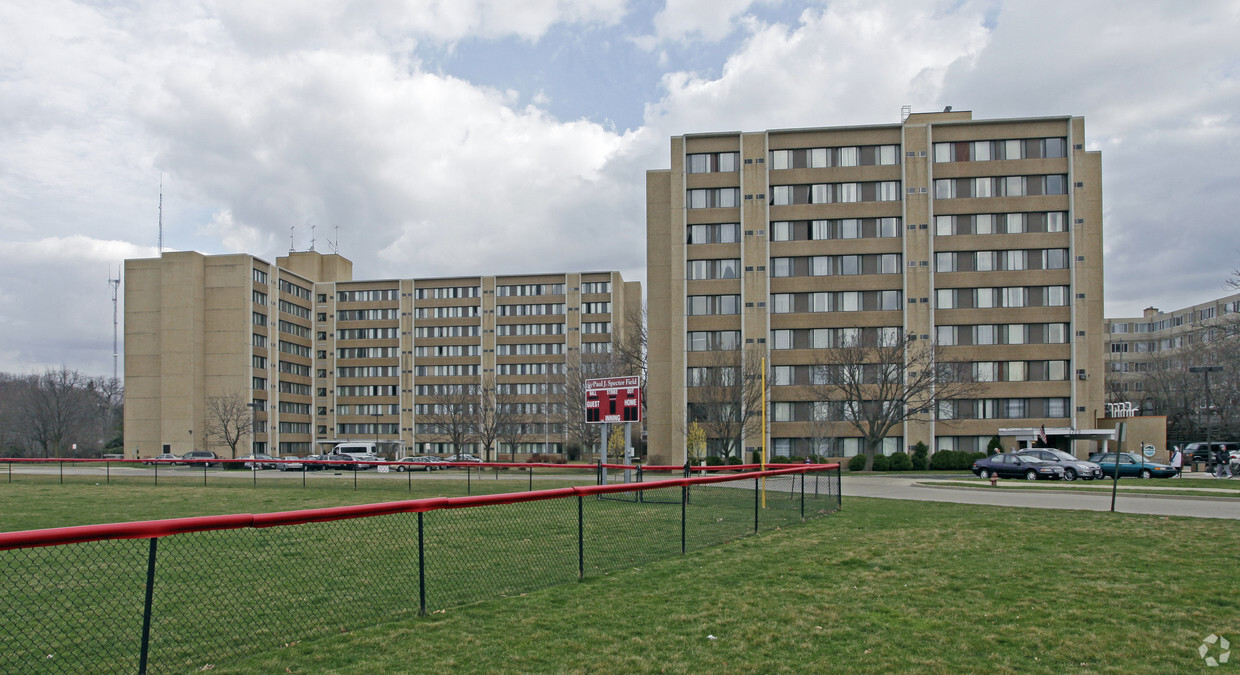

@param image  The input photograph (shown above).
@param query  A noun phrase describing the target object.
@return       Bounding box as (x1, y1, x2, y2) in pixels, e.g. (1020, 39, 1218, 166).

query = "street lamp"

(1189, 366, 1223, 472)
(372, 410, 381, 452)
(246, 402, 260, 463)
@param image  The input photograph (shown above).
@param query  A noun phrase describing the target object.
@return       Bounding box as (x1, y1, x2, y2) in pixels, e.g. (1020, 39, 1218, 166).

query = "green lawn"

(3, 478, 1237, 673)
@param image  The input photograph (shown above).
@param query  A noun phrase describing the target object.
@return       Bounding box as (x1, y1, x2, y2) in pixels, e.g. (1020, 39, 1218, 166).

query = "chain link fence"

(0, 464, 840, 673)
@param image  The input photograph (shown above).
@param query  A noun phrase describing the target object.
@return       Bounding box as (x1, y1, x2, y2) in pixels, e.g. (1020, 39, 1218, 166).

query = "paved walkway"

(843, 474, 1240, 520)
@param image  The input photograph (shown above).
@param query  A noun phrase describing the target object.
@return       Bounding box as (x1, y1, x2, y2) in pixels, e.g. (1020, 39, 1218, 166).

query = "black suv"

(1183, 442, 1240, 463)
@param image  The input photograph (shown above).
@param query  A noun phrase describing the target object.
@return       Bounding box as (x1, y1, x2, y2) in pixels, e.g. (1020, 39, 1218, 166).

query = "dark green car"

(1088, 452, 1177, 479)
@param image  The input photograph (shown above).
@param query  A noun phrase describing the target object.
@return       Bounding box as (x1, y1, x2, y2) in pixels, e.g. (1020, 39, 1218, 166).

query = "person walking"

(1213, 445, 1232, 478)
(1170, 446, 1183, 478)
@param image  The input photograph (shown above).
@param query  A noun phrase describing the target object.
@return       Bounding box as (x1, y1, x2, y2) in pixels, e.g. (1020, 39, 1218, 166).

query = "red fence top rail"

(0, 464, 838, 551)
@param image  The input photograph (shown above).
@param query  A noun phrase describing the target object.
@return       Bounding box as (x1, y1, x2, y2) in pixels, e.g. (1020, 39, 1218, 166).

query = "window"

(253, 268, 268, 284)
(252, 312, 267, 327)
(687, 295, 741, 316)
(771, 182, 900, 205)
(687, 188, 740, 209)
(687, 331, 741, 351)
(771, 218, 901, 241)
(687, 152, 739, 173)
(687, 223, 741, 244)
(252, 290, 267, 306)
(687, 258, 740, 280)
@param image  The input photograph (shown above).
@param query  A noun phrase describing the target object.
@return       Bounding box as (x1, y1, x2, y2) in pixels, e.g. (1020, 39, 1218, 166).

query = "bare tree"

(811, 331, 977, 470)
(561, 352, 615, 459)
(474, 375, 501, 462)
(612, 301, 648, 420)
(205, 392, 254, 459)
(424, 383, 478, 456)
(685, 346, 766, 461)
(18, 367, 104, 457)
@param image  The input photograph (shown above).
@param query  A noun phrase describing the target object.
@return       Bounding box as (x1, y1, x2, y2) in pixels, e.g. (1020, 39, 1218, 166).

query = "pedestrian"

(1170, 446, 1183, 478)
(1213, 445, 1232, 478)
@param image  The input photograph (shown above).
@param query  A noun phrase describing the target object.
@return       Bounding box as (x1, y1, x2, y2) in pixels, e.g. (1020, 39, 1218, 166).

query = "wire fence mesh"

(0, 465, 840, 673)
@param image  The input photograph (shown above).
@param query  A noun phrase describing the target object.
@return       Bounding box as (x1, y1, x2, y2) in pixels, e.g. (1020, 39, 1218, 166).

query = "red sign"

(585, 376, 642, 423)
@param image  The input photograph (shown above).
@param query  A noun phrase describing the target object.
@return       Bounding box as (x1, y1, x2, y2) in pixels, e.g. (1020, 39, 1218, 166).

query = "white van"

(330, 442, 381, 467)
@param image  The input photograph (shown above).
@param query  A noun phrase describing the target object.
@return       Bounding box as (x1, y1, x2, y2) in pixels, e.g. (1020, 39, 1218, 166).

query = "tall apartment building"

(124, 250, 639, 459)
(1105, 292, 1240, 412)
(646, 110, 1105, 465)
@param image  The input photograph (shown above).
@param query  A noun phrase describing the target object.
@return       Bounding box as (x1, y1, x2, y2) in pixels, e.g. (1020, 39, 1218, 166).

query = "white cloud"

(647, 0, 772, 44)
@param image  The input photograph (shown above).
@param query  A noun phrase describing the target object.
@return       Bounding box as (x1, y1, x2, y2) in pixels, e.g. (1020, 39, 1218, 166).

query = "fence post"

(637, 465, 643, 503)
(202, 461, 207, 487)
(106, 459, 110, 485)
(60, 460, 64, 484)
(753, 477, 759, 533)
(800, 472, 805, 519)
(529, 466, 533, 492)
(467, 466, 471, 495)
(353, 465, 358, 491)
(680, 485, 687, 555)
(577, 495, 584, 579)
(153, 460, 158, 486)
(417, 512, 426, 615)
(138, 537, 159, 675)
(837, 464, 843, 510)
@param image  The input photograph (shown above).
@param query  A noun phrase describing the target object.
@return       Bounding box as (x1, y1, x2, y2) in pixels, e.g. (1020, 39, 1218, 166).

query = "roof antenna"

(289, 225, 295, 252)
(310, 224, 316, 252)
(330, 225, 341, 254)
(108, 266, 121, 383)
(158, 173, 164, 254)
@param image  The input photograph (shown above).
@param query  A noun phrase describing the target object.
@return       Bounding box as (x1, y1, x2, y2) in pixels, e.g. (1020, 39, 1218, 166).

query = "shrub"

(911, 442, 929, 470)
(871, 454, 891, 471)
(725, 456, 742, 465)
(987, 436, 1003, 456)
(888, 451, 912, 472)
(752, 450, 762, 464)
(704, 456, 724, 466)
(848, 454, 867, 471)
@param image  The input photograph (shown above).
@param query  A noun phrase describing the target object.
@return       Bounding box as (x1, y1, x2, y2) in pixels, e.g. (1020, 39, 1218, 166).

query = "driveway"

(843, 474, 1240, 520)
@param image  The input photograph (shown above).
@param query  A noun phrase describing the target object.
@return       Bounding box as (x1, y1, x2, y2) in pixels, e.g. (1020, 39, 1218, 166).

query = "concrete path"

(843, 474, 1240, 520)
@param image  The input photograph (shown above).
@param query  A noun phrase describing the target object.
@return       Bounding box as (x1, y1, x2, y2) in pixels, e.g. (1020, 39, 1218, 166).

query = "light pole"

(1189, 365, 1223, 472)
(372, 410, 381, 453)
(246, 402, 259, 462)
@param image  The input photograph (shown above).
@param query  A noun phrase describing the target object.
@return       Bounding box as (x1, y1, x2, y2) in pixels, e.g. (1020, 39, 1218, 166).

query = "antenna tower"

(158, 174, 164, 254)
(310, 224, 316, 252)
(108, 267, 121, 383)
(289, 225, 295, 252)
(330, 225, 341, 254)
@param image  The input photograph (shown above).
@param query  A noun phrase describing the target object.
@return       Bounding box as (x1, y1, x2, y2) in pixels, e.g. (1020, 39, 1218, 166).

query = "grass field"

(3, 476, 1237, 673)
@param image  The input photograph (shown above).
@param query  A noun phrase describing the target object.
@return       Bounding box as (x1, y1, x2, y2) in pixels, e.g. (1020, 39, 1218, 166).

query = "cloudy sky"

(2, 0, 1239, 377)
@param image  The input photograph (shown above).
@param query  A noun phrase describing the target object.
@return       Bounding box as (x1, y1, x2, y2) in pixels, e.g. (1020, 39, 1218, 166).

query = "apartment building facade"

(646, 110, 1105, 465)
(124, 250, 639, 459)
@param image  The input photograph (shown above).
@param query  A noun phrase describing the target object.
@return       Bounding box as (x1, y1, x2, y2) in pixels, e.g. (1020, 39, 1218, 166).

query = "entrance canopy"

(999, 427, 1118, 448)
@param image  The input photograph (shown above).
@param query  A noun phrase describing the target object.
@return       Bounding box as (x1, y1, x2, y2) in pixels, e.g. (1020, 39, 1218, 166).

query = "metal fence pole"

(467, 466, 471, 495)
(577, 495, 584, 579)
(529, 466, 533, 492)
(417, 512, 426, 616)
(153, 461, 158, 486)
(353, 466, 358, 491)
(800, 472, 805, 519)
(138, 537, 159, 675)
(60, 460, 63, 484)
(202, 462, 207, 487)
(837, 464, 843, 510)
(753, 477, 759, 533)
(680, 485, 687, 555)
(106, 459, 110, 485)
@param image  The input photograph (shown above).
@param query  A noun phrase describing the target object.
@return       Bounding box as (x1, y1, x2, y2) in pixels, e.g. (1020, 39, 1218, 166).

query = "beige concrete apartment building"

(124, 250, 639, 459)
(646, 110, 1106, 465)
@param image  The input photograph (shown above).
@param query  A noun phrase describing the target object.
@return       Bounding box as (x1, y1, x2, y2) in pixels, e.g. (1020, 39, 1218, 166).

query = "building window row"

(496, 343, 564, 356)
(279, 360, 310, 376)
(495, 383, 565, 395)
(337, 346, 399, 358)
(935, 212, 1067, 235)
(772, 218, 901, 241)
(581, 281, 611, 294)
(278, 340, 311, 357)
(253, 268, 268, 284)
(687, 330, 741, 351)
(771, 326, 902, 350)
(581, 302, 611, 314)
(934, 249, 1069, 273)
(771, 437, 902, 459)
(498, 402, 560, 415)
(581, 342, 612, 354)
(971, 360, 1069, 382)
(253, 333, 267, 348)
(252, 312, 267, 327)
(772, 290, 903, 313)
(497, 323, 565, 336)
(934, 175, 1067, 199)
(687, 258, 740, 280)
(338, 327, 400, 340)
(413, 364, 480, 376)
(497, 303, 565, 317)
(414, 305, 480, 319)
(279, 422, 311, 434)
(278, 299, 310, 320)
(686, 222, 741, 244)
(337, 289, 398, 302)
(938, 397, 1070, 420)
(415, 344, 481, 357)
(770, 144, 900, 169)
(278, 401, 310, 415)
(337, 366, 399, 377)
(771, 181, 901, 205)
(337, 385, 399, 396)
(279, 320, 310, 338)
(497, 363, 564, 375)
(687, 151, 739, 174)
(337, 404, 399, 415)
(338, 308, 398, 321)
(279, 279, 311, 301)
(252, 290, 267, 306)
(936, 286, 1069, 310)
(338, 423, 399, 435)
(415, 384, 479, 396)
(414, 325, 480, 338)
(496, 283, 565, 297)
(581, 322, 611, 334)
(416, 286, 480, 299)
(252, 355, 267, 369)
(279, 380, 311, 396)
(933, 137, 1067, 163)
(772, 253, 901, 277)
(687, 188, 741, 209)
(687, 295, 741, 316)
(936, 323, 1070, 346)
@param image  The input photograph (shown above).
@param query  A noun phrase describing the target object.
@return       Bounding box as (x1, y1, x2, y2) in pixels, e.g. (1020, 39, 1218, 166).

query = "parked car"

(1088, 452, 1177, 479)
(301, 454, 328, 471)
(144, 453, 178, 465)
(276, 456, 305, 471)
(445, 453, 483, 464)
(972, 453, 1064, 481)
(1184, 442, 1240, 464)
(320, 452, 362, 470)
(179, 450, 220, 467)
(391, 456, 447, 472)
(241, 453, 277, 469)
(1016, 448, 1103, 481)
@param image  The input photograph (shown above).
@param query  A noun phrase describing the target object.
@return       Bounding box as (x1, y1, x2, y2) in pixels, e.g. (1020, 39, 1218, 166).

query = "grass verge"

(218, 497, 1240, 674)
